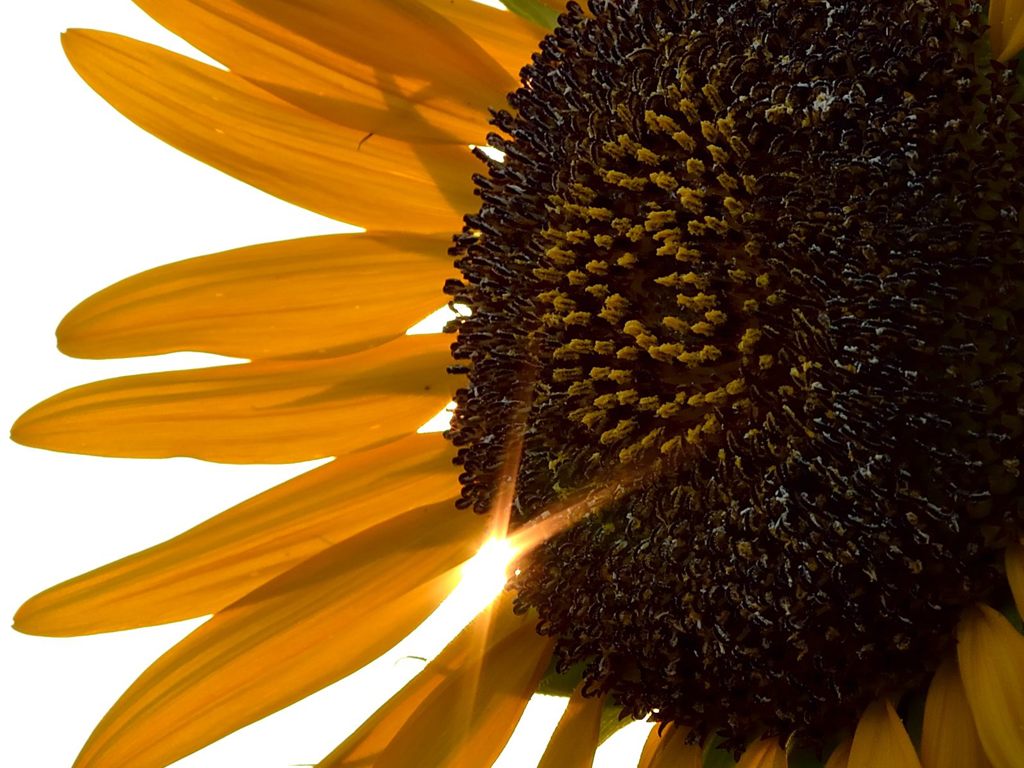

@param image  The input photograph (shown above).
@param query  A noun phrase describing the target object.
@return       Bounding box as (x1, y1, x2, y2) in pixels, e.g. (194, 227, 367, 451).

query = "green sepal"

(536, 656, 585, 696)
(597, 703, 632, 744)
(1004, 599, 1023, 633)
(502, 0, 560, 31)
(536, 657, 633, 744)
(702, 736, 738, 768)
(703, 747, 738, 768)
(787, 748, 828, 768)
(901, 691, 926, 751)
(703, 743, 826, 768)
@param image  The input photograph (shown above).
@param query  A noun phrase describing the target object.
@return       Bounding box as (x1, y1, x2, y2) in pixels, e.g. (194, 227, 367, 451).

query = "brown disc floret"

(446, 0, 1023, 749)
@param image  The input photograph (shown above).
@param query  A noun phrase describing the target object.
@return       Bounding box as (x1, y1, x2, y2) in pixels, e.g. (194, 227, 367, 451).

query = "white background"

(1, 2, 654, 766)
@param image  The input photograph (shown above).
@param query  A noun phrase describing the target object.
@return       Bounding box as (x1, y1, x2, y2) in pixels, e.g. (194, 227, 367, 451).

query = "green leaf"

(501, 0, 560, 30)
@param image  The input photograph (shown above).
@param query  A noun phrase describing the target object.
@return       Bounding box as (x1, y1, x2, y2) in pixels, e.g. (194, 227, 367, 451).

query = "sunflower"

(11, 0, 1024, 766)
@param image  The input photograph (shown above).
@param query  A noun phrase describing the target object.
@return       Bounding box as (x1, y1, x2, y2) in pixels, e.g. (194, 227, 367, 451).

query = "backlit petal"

(921, 657, 992, 768)
(637, 724, 702, 768)
(15, 434, 457, 636)
(319, 592, 553, 767)
(72, 499, 486, 768)
(62, 30, 478, 231)
(1007, 543, 1024, 618)
(991, 0, 1024, 60)
(12, 334, 455, 462)
(57, 232, 454, 360)
(1004, 13, 1024, 60)
(849, 699, 922, 768)
(536, 684, 604, 768)
(132, 0, 514, 143)
(957, 604, 1024, 768)
(737, 738, 788, 768)
(991, 0, 1008, 59)
(825, 740, 852, 768)
(237, 82, 483, 146)
(420, 0, 544, 78)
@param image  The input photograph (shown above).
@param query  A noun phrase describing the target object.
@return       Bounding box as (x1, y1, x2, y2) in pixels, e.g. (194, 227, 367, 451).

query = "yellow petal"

(420, 0, 544, 78)
(72, 499, 487, 768)
(991, 0, 1024, 60)
(132, 0, 513, 143)
(991, 0, 1008, 59)
(737, 738, 788, 768)
(15, 434, 457, 636)
(1003, 11, 1024, 60)
(373, 616, 552, 765)
(12, 334, 456, 462)
(57, 232, 454, 360)
(319, 592, 554, 767)
(637, 723, 702, 768)
(825, 739, 852, 768)
(849, 699, 922, 768)
(537, 684, 604, 768)
(957, 604, 1024, 768)
(1007, 544, 1024, 618)
(62, 30, 478, 231)
(922, 657, 993, 768)
(240, 81, 482, 146)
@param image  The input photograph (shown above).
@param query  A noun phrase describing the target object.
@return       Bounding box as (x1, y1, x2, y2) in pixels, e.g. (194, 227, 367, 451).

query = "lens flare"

(453, 537, 519, 617)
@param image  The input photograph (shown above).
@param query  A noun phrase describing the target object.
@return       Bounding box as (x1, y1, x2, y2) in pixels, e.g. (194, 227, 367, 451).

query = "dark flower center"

(445, 0, 1023, 749)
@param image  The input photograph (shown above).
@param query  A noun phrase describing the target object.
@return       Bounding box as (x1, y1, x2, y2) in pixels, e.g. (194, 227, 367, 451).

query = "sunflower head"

(447, 0, 1023, 750)
(11, 0, 1024, 766)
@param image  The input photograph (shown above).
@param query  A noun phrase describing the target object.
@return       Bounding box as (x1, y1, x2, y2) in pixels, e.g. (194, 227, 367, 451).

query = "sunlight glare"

(449, 537, 518, 618)
(471, 144, 508, 163)
(417, 401, 456, 433)
(406, 302, 471, 336)
(406, 305, 458, 335)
